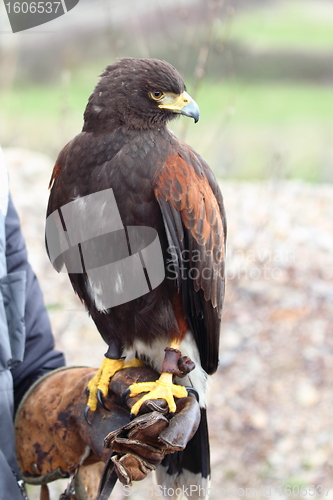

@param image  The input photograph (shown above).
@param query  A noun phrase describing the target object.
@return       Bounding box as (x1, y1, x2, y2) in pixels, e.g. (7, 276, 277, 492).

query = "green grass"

(228, 0, 333, 51)
(1, 69, 333, 183)
(195, 80, 333, 125)
(1, 1, 333, 182)
(172, 80, 333, 182)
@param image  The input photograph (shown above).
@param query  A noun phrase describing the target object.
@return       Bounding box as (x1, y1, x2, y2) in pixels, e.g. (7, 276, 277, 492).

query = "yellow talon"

(87, 357, 143, 411)
(87, 358, 125, 411)
(129, 372, 188, 415)
(123, 358, 144, 369)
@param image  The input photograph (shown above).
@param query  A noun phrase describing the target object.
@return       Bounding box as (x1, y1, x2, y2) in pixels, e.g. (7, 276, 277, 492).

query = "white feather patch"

(154, 468, 210, 500)
(86, 277, 109, 313)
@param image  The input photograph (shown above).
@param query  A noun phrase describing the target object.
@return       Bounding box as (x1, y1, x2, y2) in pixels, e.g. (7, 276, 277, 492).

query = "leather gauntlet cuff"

(14, 365, 201, 490)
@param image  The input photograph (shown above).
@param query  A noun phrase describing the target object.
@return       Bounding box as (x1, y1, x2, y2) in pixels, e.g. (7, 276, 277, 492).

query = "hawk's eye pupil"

(150, 90, 165, 101)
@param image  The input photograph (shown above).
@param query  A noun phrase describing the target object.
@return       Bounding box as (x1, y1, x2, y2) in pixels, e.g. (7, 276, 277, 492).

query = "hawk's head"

(83, 58, 199, 132)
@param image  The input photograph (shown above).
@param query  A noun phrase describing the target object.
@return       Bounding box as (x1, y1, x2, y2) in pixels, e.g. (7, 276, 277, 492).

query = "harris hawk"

(46, 58, 226, 492)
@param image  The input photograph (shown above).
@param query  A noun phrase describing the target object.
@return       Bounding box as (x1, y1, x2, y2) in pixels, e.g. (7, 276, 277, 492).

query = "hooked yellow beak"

(158, 91, 200, 123)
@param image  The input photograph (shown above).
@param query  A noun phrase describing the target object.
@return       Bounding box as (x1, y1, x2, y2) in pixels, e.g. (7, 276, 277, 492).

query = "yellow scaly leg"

(87, 357, 143, 411)
(129, 339, 188, 415)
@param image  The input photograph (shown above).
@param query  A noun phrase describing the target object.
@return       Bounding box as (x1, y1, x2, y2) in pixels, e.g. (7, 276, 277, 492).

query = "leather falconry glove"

(104, 376, 200, 486)
(14, 366, 200, 499)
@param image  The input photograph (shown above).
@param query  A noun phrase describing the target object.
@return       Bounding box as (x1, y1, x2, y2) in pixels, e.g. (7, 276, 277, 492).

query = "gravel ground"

(4, 148, 333, 500)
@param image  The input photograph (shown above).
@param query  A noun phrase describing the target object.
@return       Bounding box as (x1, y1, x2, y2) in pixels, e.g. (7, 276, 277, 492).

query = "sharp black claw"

(186, 387, 199, 402)
(84, 406, 93, 426)
(97, 389, 111, 411)
(121, 388, 131, 407)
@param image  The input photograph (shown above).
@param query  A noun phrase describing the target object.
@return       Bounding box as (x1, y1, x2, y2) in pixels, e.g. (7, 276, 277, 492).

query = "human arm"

(5, 194, 65, 411)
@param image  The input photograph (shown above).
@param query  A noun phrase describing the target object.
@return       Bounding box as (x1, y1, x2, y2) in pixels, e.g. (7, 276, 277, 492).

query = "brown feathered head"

(83, 58, 199, 132)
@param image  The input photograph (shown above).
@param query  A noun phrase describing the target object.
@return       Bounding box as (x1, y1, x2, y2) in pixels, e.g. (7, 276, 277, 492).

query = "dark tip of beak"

(181, 99, 200, 123)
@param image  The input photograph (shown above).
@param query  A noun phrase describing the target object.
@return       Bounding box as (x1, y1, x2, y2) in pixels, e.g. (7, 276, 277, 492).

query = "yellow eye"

(150, 90, 165, 101)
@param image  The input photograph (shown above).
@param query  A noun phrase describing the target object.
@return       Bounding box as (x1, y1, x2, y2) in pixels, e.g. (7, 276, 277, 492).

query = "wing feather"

(154, 147, 226, 374)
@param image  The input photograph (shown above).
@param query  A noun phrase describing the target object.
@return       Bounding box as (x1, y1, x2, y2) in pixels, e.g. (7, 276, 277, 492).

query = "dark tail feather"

(156, 408, 210, 497)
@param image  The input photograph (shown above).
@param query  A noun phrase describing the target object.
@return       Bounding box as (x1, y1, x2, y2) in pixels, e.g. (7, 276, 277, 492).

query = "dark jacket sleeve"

(5, 195, 65, 411)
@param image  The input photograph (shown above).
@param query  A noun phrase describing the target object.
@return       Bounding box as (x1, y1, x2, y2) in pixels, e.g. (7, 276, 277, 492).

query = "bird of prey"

(46, 58, 226, 493)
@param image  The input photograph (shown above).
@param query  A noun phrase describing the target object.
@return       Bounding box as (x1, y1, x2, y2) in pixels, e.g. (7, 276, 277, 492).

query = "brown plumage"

(46, 57, 226, 487)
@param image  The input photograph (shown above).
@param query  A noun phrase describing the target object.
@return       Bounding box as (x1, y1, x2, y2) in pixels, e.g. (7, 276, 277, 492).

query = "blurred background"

(1, 0, 333, 499)
(2, 0, 333, 182)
